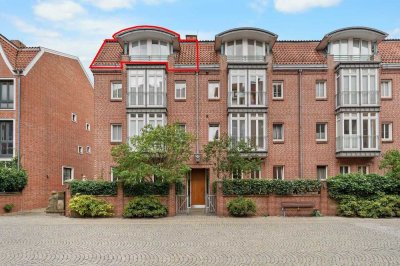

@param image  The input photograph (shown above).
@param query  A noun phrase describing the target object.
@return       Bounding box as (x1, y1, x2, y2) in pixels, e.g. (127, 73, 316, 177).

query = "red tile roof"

(379, 40, 400, 63)
(0, 35, 41, 70)
(273, 41, 326, 65)
(16, 49, 40, 69)
(91, 40, 122, 67)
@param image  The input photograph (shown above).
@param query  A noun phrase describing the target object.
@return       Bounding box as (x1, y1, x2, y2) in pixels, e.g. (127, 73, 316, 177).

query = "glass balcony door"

(128, 70, 145, 107)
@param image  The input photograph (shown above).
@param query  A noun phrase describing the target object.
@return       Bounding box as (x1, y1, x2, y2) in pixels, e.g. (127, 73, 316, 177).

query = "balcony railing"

(333, 55, 374, 62)
(336, 91, 379, 107)
(231, 136, 267, 151)
(336, 135, 380, 152)
(226, 55, 266, 63)
(127, 91, 166, 108)
(228, 91, 267, 107)
(130, 55, 169, 61)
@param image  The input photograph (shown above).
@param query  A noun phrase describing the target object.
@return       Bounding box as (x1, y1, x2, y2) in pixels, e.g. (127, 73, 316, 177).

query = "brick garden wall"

(0, 193, 23, 215)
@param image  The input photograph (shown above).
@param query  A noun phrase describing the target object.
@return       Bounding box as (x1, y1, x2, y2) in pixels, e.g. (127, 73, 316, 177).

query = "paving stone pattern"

(0, 212, 399, 265)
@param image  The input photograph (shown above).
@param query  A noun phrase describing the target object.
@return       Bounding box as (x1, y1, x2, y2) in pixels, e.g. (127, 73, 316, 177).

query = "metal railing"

(130, 55, 169, 61)
(333, 55, 374, 62)
(206, 194, 216, 215)
(336, 91, 379, 107)
(336, 135, 380, 152)
(226, 55, 266, 63)
(127, 91, 166, 107)
(228, 91, 267, 107)
(176, 195, 189, 215)
(231, 136, 267, 151)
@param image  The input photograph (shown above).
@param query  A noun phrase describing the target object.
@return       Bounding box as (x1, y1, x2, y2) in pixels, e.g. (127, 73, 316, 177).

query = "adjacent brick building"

(91, 25, 400, 208)
(0, 34, 93, 210)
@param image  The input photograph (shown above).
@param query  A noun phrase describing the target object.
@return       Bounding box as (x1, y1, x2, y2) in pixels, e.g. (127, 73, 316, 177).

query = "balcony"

(226, 55, 265, 63)
(336, 91, 379, 108)
(336, 135, 380, 157)
(228, 91, 267, 108)
(333, 55, 374, 62)
(231, 136, 267, 157)
(130, 55, 169, 62)
(127, 91, 166, 108)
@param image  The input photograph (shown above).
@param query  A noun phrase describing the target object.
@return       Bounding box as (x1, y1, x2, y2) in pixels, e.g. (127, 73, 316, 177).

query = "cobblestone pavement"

(0, 211, 399, 266)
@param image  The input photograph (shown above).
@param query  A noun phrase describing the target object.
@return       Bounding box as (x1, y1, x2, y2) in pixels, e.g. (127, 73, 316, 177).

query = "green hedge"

(70, 180, 117, 196)
(327, 174, 400, 200)
(222, 179, 322, 196)
(337, 195, 400, 218)
(123, 196, 168, 218)
(124, 182, 169, 196)
(0, 167, 28, 193)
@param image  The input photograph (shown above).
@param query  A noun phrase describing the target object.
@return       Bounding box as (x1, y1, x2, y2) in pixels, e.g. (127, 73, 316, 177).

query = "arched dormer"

(317, 27, 388, 61)
(113, 25, 180, 61)
(215, 27, 278, 63)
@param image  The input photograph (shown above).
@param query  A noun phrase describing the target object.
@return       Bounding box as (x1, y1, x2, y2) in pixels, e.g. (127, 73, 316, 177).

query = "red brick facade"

(0, 35, 93, 210)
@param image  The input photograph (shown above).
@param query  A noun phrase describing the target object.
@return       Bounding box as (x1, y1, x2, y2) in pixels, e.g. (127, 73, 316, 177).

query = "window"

(340, 166, 350, 175)
(110, 167, 117, 182)
(232, 169, 242, 179)
(131, 40, 147, 56)
(111, 124, 122, 142)
(208, 124, 220, 141)
(0, 80, 14, 109)
(62, 166, 74, 184)
(273, 123, 284, 141)
(175, 81, 186, 100)
(381, 80, 392, 99)
(111, 81, 122, 100)
(78, 146, 83, 154)
(71, 113, 77, 123)
(272, 81, 283, 99)
(317, 166, 328, 180)
(273, 166, 284, 180)
(128, 113, 165, 138)
(229, 113, 266, 150)
(86, 123, 90, 131)
(0, 121, 13, 158)
(208, 81, 219, 99)
(251, 169, 261, 179)
(358, 165, 369, 174)
(382, 122, 393, 142)
(316, 123, 327, 141)
(316, 81, 327, 99)
(86, 146, 91, 154)
(177, 123, 186, 132)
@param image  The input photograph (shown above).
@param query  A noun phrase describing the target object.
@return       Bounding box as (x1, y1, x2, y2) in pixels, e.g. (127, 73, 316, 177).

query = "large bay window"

(130, 39, 171, 60)
(330, 38, 373, 61)
(229, 113, 266, 150)
(224, 39, 266, 62)
(128, 70, 165, 107)
(229, 69, 266, 107)
(128, 113, 165, 138)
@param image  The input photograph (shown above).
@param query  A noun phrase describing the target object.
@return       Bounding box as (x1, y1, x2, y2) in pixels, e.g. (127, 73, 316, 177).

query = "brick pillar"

(115, 182, 124, 217)
(320, 181, 328, 215)
(215, 180, 224, 217)
(64, 184, 71, 217)
(168, 183, 176, 217)
(268, 194, 277, 216)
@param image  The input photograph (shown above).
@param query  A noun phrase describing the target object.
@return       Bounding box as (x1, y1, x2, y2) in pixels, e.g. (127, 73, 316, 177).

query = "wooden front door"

(191, 169, 205, 206)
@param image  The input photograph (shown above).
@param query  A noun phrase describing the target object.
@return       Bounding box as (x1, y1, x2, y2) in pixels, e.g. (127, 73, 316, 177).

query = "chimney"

(186, 35, 197, 41)
(10, 40, 26, 48)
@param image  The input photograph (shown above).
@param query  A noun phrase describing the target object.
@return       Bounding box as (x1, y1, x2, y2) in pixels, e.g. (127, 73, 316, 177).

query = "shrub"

(227, 197, 256, 217)
(312, 209, 322, 217)
(123, 196, 167, 218)
(337, 195, 400, 218)
(0, 166, 28, 193)
(70, 180, 117, 196)
(69, 194, 114, 218)
(124, 182, 169, 196)
(3, 203, 14, 213)
(222, 179, 321, 196)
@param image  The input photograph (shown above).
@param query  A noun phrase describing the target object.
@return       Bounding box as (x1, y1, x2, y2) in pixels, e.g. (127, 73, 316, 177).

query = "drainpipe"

(195, 72, 199, 156)
(298, 69, 303, 178)
(16, 70, 22, 169)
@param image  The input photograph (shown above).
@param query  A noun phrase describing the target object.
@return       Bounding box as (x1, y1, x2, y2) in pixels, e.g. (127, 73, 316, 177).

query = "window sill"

(110, 99, 123, 102)
(315, 98, 328, 101)
(272, 98, 284, 101)
(316, 140, 328, 144)
(273, 140, 284, 144)
(175, 99, 186, 102)
(381, 97, 392, 101)
(382, 139, 393, 143)
(208, 98, 220, 101)
(0, 108, 15, 111)
(110, 141, 122, 145)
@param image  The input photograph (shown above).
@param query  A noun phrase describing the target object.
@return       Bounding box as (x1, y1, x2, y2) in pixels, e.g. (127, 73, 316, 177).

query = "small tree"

(203, 135, 262, 179)
(112, 124, 194, 184)
(379, 149, 400, 177)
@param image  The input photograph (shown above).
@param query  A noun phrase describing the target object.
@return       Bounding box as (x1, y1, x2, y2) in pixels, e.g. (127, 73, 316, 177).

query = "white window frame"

(317, 165, 328, 180)
(340, 165, 350, 175)
(0, 78, 16, 110)
(272, 81, 283, 100)
(175, 81, 186, 100)
(111, 81, 122, 100)
(0, 119, 15, 161)
(71, 113, 77, 123)
(208, 124, 220, 141)
(62, 166, 74, 185)
(381, 122, 393, 142)
(273, 166, 284, 180)
(381, 80, 392, 99)
(128, 113, 166, 138)
(208, 81, 220, 100)
(272, 123, 284, 142)
(86, 122, 90, 131)
(357, 165, 369, 174)
(78, 146, 83, 154)
(86, 146, 91, 154)
(111, 124, 123, 142)
(316, 80, 327, 99)
(232, 169, 243, 179)
(251, 169, 261, 179)
(316, 123, 328, 141)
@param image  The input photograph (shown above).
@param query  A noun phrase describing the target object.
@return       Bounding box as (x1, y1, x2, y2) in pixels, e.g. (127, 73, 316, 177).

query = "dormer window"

(224, 40, 265, 62)
(132, 40, 147, 56)
(131, 39, 171, 61)
(330, 39, 373, 61)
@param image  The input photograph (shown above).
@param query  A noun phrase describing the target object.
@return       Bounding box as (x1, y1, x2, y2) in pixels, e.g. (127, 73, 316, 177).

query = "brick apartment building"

(91, 25, 400, 208)
(0, 34, 94, 210)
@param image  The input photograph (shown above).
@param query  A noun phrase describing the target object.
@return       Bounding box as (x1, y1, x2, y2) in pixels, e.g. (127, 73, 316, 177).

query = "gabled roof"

(91, 40, 122, 67)
(273, 41, 326, 65)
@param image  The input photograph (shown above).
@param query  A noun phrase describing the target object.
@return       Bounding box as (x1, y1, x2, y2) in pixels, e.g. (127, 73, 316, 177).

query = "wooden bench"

(281, 202, 315, 217)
